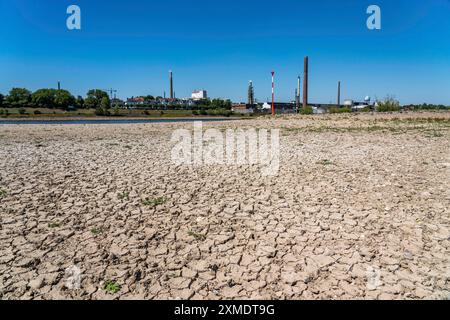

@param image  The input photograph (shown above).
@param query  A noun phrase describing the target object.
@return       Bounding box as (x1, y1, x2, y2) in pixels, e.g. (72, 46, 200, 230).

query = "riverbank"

(0, 117, 240, 125)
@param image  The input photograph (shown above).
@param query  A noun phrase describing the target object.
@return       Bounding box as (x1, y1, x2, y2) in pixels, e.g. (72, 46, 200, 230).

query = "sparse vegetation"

(91, 228, 103, 235)
(142, 197, 167, 207)
(376, 96, 401, 112)
(188, 231, 206, 241)
(104, 280, 121, 294)
(118, 192, 130, 200)
(317, 159, 333, 166)
(329, 106, 352, 114)
(48, 222, 61, 228)
(0, 188, 7, 198)
(425, 130, 444, 138)
(300, 106, 314, 115)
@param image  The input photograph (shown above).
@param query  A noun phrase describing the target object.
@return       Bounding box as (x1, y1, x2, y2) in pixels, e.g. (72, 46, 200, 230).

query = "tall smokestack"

(337, 81, 341, 106)
(169, 70, 173, 99)
(303, 56, 308, 108)
(57, 81, 61, 90)
(296, 76, 301, 110)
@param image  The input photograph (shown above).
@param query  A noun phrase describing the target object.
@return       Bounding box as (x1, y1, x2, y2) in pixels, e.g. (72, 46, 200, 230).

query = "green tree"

(54, 89, 76, 110)
(6, 88, 31, 107)
(32, 89, 57, 108)
(85, 89, 109, 109)
(0, 93, 4, 107)
(76, 96, 85, 109)
(95, 96, 111, 116)
(100, 96, 110, 109)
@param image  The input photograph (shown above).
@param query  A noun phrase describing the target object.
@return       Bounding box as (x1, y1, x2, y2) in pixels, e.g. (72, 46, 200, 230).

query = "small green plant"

(188, 231, 206, 241)
(18, 108, 27, 115)
(104, 280, 121, 294)
(317, 159, 333, 166)
(48, 222, 61, 228)
(118, 192, 129, 200)
(0, 188, 7, 198)
(91, 228, 103, 235)
(142, 197, 166, 207)
(426, 131, 444, 138)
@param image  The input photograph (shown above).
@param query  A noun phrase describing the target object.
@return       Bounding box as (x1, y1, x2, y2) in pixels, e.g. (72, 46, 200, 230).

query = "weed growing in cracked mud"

(142, 197, 166, 207)
(118, 192, 130, 200)
(0, 188, 7, 198)
(188, 231, 206, 241)
(48, 222, 61, 228)
(91, 228, 103, 235)
(104, 280, 121, 294)
(317, 159, 334, 166)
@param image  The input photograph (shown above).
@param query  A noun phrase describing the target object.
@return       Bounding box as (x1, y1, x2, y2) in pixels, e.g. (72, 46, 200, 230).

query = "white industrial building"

(191, 90, 207, 100)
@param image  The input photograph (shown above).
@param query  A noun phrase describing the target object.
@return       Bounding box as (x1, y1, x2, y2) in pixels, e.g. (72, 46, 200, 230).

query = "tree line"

(0, 88, 110, 111)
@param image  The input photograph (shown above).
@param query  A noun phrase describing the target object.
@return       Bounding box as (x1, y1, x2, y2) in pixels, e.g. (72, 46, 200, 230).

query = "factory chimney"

(303, 56, 308, 108)
(296, 76, 301, 111)
(337, 81, 341, 106)
(248, 81, 255, 106)
(57, 81, 61, 90)
(169, 70, 174, 99)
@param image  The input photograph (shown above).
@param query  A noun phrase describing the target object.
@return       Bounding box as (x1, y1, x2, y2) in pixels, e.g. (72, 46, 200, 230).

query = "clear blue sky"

(1, 0, 449, 104)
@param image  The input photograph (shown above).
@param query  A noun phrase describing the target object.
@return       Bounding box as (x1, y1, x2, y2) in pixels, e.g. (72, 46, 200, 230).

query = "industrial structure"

(337, 81, 341, 106)
(191, 90, 207, 100)
(169, 70, 174, 99)
(295, 76, 301, 110)
(271, 71, 275, 116)
(112, 56, 377, 114)
(303, 56, 309, 108)
(248, 81, 255, 106)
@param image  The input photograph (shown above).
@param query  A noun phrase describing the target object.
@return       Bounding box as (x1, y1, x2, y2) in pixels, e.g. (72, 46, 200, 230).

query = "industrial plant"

(109, 61, 376, 114)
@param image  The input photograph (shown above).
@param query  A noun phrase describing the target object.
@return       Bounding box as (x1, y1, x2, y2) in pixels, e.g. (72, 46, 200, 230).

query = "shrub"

(18, 108, 26, 115)
(377, 97, 400, 112)
(112, 108, 120, 116)
(192, 110, 199, 116)
(300, 106, 313, 115)
(34, 110, 42, 115)
(95, 107, 111, 116)
(329, 106, 352, 114)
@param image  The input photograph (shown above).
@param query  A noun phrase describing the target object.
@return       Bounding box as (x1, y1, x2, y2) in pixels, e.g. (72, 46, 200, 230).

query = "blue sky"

(1, 0, 449, 104)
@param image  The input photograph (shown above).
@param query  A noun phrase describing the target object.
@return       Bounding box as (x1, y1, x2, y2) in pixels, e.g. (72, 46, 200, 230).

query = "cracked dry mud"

(0, 112, 449, 300)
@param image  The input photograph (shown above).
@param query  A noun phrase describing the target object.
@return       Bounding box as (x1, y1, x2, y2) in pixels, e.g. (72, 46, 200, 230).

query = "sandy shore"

(0, 112, 449, 300)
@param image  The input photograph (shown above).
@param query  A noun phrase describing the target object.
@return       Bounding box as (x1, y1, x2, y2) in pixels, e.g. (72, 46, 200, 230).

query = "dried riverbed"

(0, 112, 449, 300)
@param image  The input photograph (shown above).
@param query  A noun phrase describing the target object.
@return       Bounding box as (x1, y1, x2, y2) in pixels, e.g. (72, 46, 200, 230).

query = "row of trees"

(196, 98, 232, 110)
(0, 88, 110, 110)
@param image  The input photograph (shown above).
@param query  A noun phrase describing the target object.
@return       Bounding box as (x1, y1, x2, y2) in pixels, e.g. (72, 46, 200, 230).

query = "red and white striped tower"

(271, 71, 275, 116)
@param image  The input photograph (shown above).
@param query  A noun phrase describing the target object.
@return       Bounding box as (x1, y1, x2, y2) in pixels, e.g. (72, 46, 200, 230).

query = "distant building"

(111, 98, 125, 108)
(192, 90, 207, 100)
(260, 102, 296, 114)
(126, 96, 145, 107)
